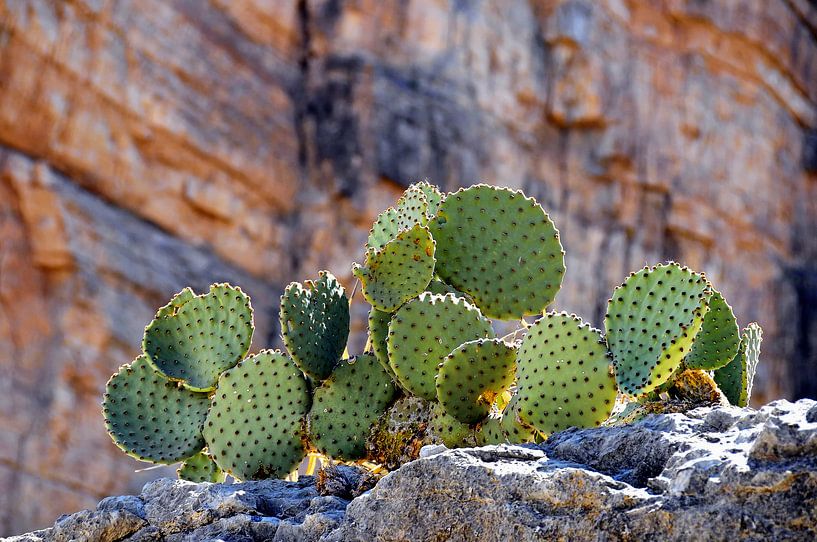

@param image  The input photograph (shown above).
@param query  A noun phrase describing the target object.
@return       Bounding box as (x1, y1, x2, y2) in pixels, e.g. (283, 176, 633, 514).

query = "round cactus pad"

(103, 355, 210, 464)
(143, 283, 253, 391)
(516, 312, 617, 436)
(368, 308, 399, 383)
(412, 180, 444, 217)
(203, 350, 309, 480)
(605, 263, 711, 396)
(280, 271, 350, 380)
(353, 224, 436, 313)
(367, 184, 429, 252)
(177, 451, 226, 483)
(429, 185, 565, 320)
(714, 323, 762, 407)
(308, 354, 397, 459)
(683, 290, 740, 371)
(428, 403, 476, 447)
(436, 338, 517, 424)
(387, 293, 494, 401)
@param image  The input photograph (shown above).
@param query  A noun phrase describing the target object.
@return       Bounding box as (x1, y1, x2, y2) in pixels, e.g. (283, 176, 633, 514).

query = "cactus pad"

(143, 284, 254, 391)
(177, 451, 226, 483)
(428, 185, 565, 320)
(714, 323, 762, 407)
(367, 185, 429, 252)
(516, 312, 617, 435)
(436, 339, 517, 424)
(353, 224, 436, 313)
(605, 263, 711, 396)
(280, 271, 350, 380)
(388, 293, 494, 401)
(308, 354, 397, 460)
(412, 180, 444, 217)
(427, 403, 476, 447)
(102, 355, 209, 464)
(203, 350, 309, 480)
(683, 290, 740, 371)
(367, 308, 398, 383)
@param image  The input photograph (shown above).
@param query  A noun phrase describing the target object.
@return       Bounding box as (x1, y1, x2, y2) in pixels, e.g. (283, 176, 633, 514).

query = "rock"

(1, 0, 816, 534)
(10, 399, 817, 541)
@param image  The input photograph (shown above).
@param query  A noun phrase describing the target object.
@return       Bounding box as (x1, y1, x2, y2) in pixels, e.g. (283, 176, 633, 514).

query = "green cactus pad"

(714, 323, 762, 407)
(308, 354, 397, 460)
(280, 271, 350, 380)
(387, 293, 495, 401)
(683, 290, 740, 371)
(516, 312, 617, 436)
(353, 224, 436, 313)
(436, 339, 517, 424)
(177, 451, 226, 483)
(412, 181, 444, 217)
(143, 284, 254, 392)
(605, 263, 711, 396)
(427, 403, 476, 447)
(475, 416, 506, 445)
(428, 185, 565, 320)
(498, 395, 537, 443)
(367, 308, 399, 383)
(203, 350, 309, 480)
(102, 355, 209, 464)
(367, 185, 429, 252)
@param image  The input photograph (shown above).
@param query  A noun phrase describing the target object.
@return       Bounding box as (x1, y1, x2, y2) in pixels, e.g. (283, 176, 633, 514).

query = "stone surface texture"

(10, 399, 817, 541)
(0, 0, 815, 535)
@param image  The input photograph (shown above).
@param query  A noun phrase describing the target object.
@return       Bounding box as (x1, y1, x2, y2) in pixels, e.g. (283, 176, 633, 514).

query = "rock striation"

(1, 0, 816, 534)
(10, 399, 817, 541)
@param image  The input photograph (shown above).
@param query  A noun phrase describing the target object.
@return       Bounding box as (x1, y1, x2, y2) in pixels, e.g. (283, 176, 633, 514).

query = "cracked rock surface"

(11, 400, 816, 541)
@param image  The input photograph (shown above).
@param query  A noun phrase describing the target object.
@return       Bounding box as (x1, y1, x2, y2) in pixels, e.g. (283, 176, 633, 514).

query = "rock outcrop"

(1, 0, 816, 534)
(10, 399, 817, 541)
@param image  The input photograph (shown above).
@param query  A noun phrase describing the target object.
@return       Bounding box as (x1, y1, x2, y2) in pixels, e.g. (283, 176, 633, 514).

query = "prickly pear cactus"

(427, 403, 477, 447)
(436, 338, 517, 424)
(367, 308, 400, 385)
(413, 180, 444, 217)
(429, 185, 565, 320)
(177, 451, 226, 483)
(516, 312, 617, 435)
(353, 224, 436, 313)
(367, 184, 429, 252)
(606, 263, 711, 396)
(388, 293, 494, 401)
(308, 354, 397, 460)
(280, 271, 350, 380)
(683, 290, 740, 370)
(103, 355, 210, 464)
(714, 323, 762, 407)
(203, 350, 309, 480)
(143, 284, 253, 391)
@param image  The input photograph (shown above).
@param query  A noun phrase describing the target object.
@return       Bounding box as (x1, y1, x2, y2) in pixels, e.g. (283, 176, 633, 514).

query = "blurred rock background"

(0, 0, 814, 535)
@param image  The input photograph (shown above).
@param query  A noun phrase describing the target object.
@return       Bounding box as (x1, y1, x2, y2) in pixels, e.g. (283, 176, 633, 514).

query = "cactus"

(367, 308, 398, 383)
(177, 451, 226, 483)
(388, 292, 494, 401)
(143, 284, 253, 392)
(203, 350, 309, 480)
(367, 184, 429, 252)
(428, 185, 565, 320)
(606, 263, 711, 396)
(413, 180, 444, 217)
(427, 403, 477, 447)
(436, 338, 517, 424)
(103, 355, 210, 464)
(353, 224, 436, 313)
(714, 323, 762, 407)
(280, 271, 350, 380)
(684, 290, 740, 370)
(516, 312, 618, 436)
(308, 354, 397, 460)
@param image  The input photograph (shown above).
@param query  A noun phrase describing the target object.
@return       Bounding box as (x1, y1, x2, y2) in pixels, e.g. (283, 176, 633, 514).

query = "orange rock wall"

(0, 0, 815, 534)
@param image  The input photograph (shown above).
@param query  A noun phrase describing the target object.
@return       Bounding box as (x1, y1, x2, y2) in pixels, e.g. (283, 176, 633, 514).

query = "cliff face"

(0, 0, 815, 535)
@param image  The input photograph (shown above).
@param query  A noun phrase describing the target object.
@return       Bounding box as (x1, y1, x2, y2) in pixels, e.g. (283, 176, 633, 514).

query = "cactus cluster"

(103, 181, 763, 481)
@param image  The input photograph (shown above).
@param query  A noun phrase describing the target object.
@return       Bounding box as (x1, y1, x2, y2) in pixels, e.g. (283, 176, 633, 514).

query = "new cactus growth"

(203, 350, 310, 480)
(103, 355, 210, 464)
(387, 292, 494, 401)
(143, 284, 253, 392)
(102, 180, 764, 483)
(280, 271, 350, 380)
(308, 354, 397, 459)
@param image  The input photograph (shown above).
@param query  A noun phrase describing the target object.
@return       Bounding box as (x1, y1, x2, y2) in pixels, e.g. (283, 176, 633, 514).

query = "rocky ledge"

(11, 399, 816, 542)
